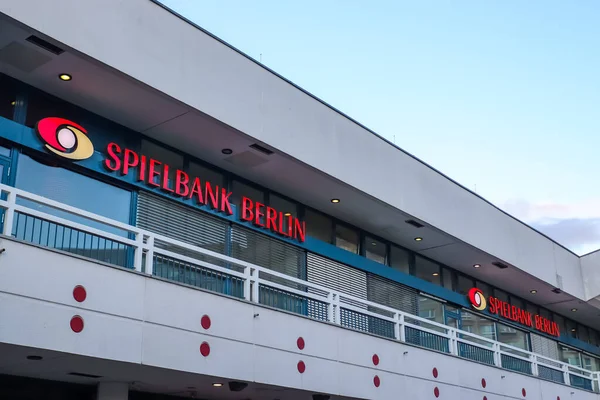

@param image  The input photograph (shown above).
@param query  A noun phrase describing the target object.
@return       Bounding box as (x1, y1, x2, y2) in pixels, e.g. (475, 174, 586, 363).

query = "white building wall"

(0, 238, 595, 400)
(0, 0, 588, 300)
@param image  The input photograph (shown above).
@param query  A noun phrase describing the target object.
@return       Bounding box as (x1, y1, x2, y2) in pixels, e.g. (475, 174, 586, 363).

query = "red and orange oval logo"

(468, 287, 487, 311)
(36, 117, 94, 160)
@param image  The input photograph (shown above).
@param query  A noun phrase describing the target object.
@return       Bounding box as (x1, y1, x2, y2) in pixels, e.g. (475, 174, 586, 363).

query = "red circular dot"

(557, 397, 560, 400)
(372, 354, 379, 366)
(201, 315, 211, 330)
(73, 286, 86, 303)
(373, 375, 380, 387)
(297, 361, 306, 374)
(434, 387, 440, 398)
(200, 342, 210, 357)
(297, 337, 305, 350)
(432, 367, 438, 378)
(522, 388, 526, 397)
(483, 397, 487, 400)
(481, 378, 486, 388)
(70, 315, 84, 333)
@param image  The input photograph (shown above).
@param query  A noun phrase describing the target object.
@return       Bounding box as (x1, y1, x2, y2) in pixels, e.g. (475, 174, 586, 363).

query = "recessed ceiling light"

(530, 290, 537, 294)
(26, 355, 43, 361)
(221, 148, 233, 155)
(571, 308, 577, 312)
(571, 328, 577, 332)
(414, 237, 423, 242)
(371, 242, 377, 246)
(432, 272, 439, 276)
(284, 212, 292, 216)
(10, 100, 16, 106)
(212, 383, 223, 387)
(58, 73, 72, 81)
(473, 264, 481, 268)
(330, 198, 340, 204)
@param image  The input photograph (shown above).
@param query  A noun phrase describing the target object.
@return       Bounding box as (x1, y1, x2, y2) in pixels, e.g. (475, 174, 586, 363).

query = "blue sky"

(160, 0, 600, 255)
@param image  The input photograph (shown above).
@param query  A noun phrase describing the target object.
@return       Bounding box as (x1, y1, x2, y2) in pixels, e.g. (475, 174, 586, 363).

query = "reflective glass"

(364, 236, 386, 264)
(390, 245, 410, 274)
(497, 322, 529, 350)
(414, 256, 441, 286)
(304, 209, 332, 243)
(335, 223, 358, 254)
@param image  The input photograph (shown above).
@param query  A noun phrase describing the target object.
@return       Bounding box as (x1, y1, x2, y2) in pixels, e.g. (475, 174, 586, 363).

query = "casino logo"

(467, 287, 487, 311)
(36, 117, 94, 160)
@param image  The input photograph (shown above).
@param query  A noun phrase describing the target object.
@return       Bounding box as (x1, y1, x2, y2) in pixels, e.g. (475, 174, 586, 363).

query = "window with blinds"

(307, 253, 367, 300)
(367, 274, 418, 315)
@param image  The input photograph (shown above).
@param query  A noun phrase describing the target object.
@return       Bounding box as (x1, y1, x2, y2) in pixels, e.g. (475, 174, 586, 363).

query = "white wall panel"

(0, 240, 597, 400)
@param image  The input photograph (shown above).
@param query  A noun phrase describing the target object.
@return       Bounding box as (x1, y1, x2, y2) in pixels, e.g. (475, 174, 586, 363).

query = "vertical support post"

(251, 268, 260, 303)
(133, 232, 144, 272)
(243, 265, 252, 301)
(327, 292, 335, 323)
(531, 354, 538, 377)
(398, 313, 406, 342)
(144, 235, 154, 275)
(493, 343, 501, 367)
(563, 364, 570, 387)
(393, 313, 401, 340)
(448, 328, 457, 356)
(3, 190, 15, 236)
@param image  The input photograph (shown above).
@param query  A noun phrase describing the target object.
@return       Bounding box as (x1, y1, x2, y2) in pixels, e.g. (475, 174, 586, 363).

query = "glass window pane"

(414, 256, 441, 286)
(497, 322, 529, 350)
(553, 314, 565, 337)
(441, 267, 453, 290)
(511, 297, 525, 310)
(566, 319, 578, 339)
(590, 329, 600, 347)
(15, 153, 131, 236)
(304, 209, 332, 243)
(476, 281, 492, 298)
(390, 245, 410, 274)
(188, 162, 225, 189)
(231, 180, 265, 205)
(364, 236, 386, 264)
(141, 140, 184, 185)
(582, 354, 600, 371)
(0, 74, 18, 121)
(462, 311, 496, 342)
(334, 223, 358, 253)
(456, 274, 473, 295)
(526, 303, 538, 317)
(539, 308, 551, 321)
(269, 194, 298, 234)
(25, 90, 77, 128)
(579, 325, 590, 343)
(418, 295, 444, 325)
(495, 289, 509, 303)
(559, 345, 581, 366)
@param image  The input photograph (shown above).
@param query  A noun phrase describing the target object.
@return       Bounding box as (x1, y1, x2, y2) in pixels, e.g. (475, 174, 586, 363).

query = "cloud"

(501, 199, 600, 255)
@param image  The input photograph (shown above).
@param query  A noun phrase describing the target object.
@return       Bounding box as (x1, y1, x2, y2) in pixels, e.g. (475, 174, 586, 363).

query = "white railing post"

(327, 292, 335, 323)
(493, 343, 501, 367)
(243, 265, 252, 301)
(333, 293, 341, 325)
(448, 328, 457, 356)
(2, 190, 15, 236)
(393, 313, 400, 340)
(251, 268, 260, 303)
(133, 232, 144, 272)
(398, 313, 406, 342)
(562, 364, 570, 386)
(531, 354, 538, 377)
(144, 235, 154, 275)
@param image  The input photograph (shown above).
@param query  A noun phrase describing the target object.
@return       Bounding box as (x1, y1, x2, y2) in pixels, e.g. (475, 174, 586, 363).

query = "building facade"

(1, 1, 600, 399)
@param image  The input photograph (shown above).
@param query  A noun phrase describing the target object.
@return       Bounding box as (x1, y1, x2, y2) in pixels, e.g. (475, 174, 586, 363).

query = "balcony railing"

(0, 183, 598, 392)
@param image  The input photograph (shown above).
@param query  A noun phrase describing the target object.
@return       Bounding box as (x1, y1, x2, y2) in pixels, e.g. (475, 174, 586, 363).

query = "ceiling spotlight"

(414, 237, 423, 242)
(530, 290, 537, 294)
(432, 272, 439, 276)
(571, 328, 577, 332)
(10, 100, 16, 106)
(221, 148, 233, 155)
(284, 212, 292, 216)
(571, 308, 577, 312)
(26, 355, 43, 361)
(473, 264, 481, 268)
(330, 199, 340, 204)
(58, 73, 72, 81)
(212, 383, 223, 387)
(371, 242, 377, 246)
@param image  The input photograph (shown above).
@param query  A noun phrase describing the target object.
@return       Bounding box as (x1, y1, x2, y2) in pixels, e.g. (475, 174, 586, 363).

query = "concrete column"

(97, 382, 129, 400)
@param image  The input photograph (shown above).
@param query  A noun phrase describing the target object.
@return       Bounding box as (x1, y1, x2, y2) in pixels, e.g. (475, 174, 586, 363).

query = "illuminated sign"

(104, 143, 306, 242)
(36, 117, 94, 160)
(467, 288, 560, 337)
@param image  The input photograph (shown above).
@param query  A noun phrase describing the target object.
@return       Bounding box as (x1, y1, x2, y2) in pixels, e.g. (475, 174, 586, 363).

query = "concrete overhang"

(1, 0, 599, 328)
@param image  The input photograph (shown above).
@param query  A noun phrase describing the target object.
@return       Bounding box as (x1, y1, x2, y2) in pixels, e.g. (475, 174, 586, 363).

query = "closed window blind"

(307, 253, 367, 300)
(367, 274, 418, 315)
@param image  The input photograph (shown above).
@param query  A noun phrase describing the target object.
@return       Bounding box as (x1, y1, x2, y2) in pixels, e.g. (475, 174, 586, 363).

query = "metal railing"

(0, 183, 598, 392)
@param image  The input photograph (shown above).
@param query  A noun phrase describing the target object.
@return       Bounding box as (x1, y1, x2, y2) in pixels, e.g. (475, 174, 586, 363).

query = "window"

(566, 319, 578, 339)
(141, 140, 184, 186)
(418, 295, 444, 325)
(497, 322, 529, 350)
(462, 311, 496, 342)
(456, 274, 473, 295)
(334, 223, 358, 254)
(231, 180, 265, 205)
(494, 289, 509, 303)
(269, 194, 298, 234)
(553, 314, 565, 337)
(304, 209, 332, 243)
(364, 236, 386, 264)
(414, 256, 441, 286)
(188, 162, 225, 189)
(526, 303, 539, 317)
(582, 354, 600, 371)
(559, 345, 581, 366)
(389, 245, 410, 274)
(0, 74, 18, 121)
(476, 281, 492, 298)
(511, 297, 525, 311)
(578, 325, 590, 344)
(441, 267, 453, 290)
